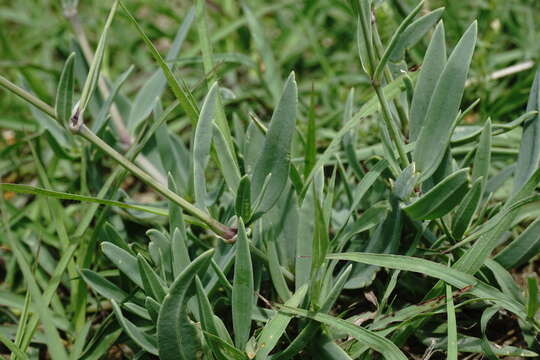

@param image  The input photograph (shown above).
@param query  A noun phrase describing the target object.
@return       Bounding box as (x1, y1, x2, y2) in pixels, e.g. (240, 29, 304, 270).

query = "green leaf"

(446, 285, 458, 360)
(480, 307, 500, 360)
(111, 300, 158, 355)
(255, 285, 307, 360)
(356, 0, 373, 75)
(495, 218, 540, 268)
(232, 219, 254, 349)
(78, 1, 119, 117)
(193, 82, 218, 211)
(393, 163, 418, 200)
(128, 7, 195, 129)
(374, 1, 424, 79)
(80, 269, 128, 303)
(389, 7, 445, 62)
(137, 254, 167, 303)
(413, 22, 477, 179)
(472, 119, 492, 192)
(171, 227, 191, 280)
(403, 169, 469, 220)
(514, 67, 540, 192)
(409, 21, 446, 142)
(120, 1, 199, 124)
(101, 242, 142, 288)
(277, 306, 407, 360)
(452, 177, 482, 240)
(0, 183, 168, 217)
(327, 253, 527, 319)
(157, 249, 214, 360)
(55, 53, 75, 126)
(251, 72, 297, 214)
(235, 175, 252, 222)
(267, 239, 292, 301)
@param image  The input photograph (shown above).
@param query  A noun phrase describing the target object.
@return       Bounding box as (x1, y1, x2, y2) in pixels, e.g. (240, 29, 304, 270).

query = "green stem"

(72, 124, 235, 240)
(0, 75, 56, 118)
(373, 84, 410, 168)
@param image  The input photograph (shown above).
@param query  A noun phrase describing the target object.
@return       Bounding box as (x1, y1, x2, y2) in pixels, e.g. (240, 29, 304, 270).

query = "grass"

(0, 0, 539, 359)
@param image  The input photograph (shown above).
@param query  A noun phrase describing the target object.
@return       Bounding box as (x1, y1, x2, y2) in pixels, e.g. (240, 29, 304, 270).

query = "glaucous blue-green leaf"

(101, 242, 142, 288)
(193, 82, 218, 211)
(157, 249, 214, 360)
(413, 22, 477, 179)
(235, 175, 252, 222)
(472, 119, 492, 192)
(55, 53, 75, 127)
(137, 254, 167, 303)
(356, 0, 373, 75)
(251, 72, 297, 214)
(255, 285, 307, 359)
(111, 300, 158, 355)
(403, 168, 469, 220)
(389, 8, 445, 62)
(232, 219, 253, 349)
(393, 163, 418, 200)
(128, 8, 195, 130)
(495, 219, 540, 269)
(452, 177, 482, 240)
(409, 21, 446, 142)
(514, 67, 540, 192)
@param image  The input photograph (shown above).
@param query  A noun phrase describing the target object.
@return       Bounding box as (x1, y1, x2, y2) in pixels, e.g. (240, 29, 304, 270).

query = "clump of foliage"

(0, 0, 539, 359)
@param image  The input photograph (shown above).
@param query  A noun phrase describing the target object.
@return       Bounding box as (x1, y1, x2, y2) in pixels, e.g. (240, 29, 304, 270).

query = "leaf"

(235, 175, 252, 222)
(79, 1, 119, 116)
(393, 163, 418, 200)
(403, 168, 469, 220)
(277, 306, 407, 360)
(157, 249, 214, 360)
(389, 7, 445, 62)
(327, 253, 527, 319)
(255, 285, 307, 360)
(480, 307, 500, 360)
(452, 177, 482, 240)
(514, 66, 540, 192)
(232, 219, 254, 349)
(0, 183, 168, 217)
(193, 82, 218, 211)
(446, 285, 458, 360)
(111, 300, 158, 355)
(356, 0, 373, 75)
(409, 21, 446, 142)
(80, 269, 128, 303)
(128, 7, 195, 129)
(55, 53, 75, 126)
(374, 1, 424, 79)
(171, 227, 191, 280)
(91, 65, 134, 134)
(101, 242, 143, 288)
(267, 239, 292, 301)
(413, 22, 477, 179)
(472, 119, 492, 192)
(120, 2, 199, 124)
(251, 72, 297, 214)
(495, 218, 540, 268)
(137, 254, 167, 303)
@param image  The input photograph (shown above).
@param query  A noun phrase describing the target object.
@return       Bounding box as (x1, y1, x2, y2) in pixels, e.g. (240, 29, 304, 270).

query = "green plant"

(0, 0, 539, 359)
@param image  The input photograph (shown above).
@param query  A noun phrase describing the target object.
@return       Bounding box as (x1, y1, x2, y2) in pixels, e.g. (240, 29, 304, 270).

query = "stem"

(373, 83, 410, 168)
(0, 75, 56, 118)
(72, 124, 236, 240)
(66, 8, 167, 185)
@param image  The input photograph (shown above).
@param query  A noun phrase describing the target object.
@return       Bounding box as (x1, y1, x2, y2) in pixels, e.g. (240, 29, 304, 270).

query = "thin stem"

(0, 75, 56, 118)
(72, 124, 236, 240)
(373, 83, 410, 168)
(66, 8, 167, 185)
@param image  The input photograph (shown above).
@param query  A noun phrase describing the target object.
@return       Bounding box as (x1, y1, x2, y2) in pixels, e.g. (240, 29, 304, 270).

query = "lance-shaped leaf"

(389, 7, 445, 62)
(157, 249, 214, 360)
(413, 22, 477, 179)
(472, 119, 492, 192)
(356, 0, 373, 75)
(409, 21, 446, 142)
(403, 168, 469, 220)
(452, 177, 482, 240)
(235, 175, 252, 222)
(101, 242, 142, 288)
(232, 219, 254, 349)
(495, 219, 540, 269)
(111, 300, 158, 355)
(514, 67, 540, 192)
(251, 72, 297, 214)
(55, 53, 75, 126)
(193, 82, 218, 211)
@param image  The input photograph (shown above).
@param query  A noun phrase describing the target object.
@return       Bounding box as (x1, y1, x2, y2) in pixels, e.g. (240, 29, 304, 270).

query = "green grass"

(0, 0, 539, 359)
